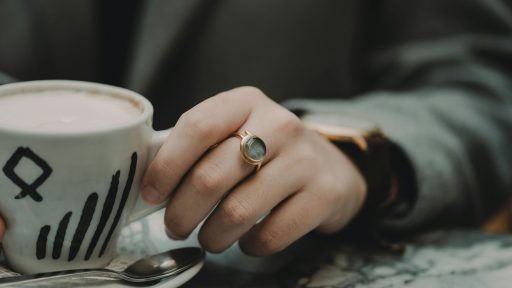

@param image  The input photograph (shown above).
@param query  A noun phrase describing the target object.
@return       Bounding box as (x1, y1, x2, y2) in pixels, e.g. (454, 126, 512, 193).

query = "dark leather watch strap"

(331, 134, 417, 237)
(333, 134, 392, 216)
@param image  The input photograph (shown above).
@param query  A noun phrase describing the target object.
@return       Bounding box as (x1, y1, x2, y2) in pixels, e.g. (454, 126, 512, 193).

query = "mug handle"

(127, 129, 171, 222)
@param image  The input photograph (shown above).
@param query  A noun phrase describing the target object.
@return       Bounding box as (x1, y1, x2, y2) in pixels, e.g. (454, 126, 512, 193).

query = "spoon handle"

(0, 268, 119, 286)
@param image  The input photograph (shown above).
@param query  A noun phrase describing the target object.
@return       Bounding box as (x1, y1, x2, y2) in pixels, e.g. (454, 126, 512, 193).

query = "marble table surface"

(2, 208, 512, 287)
(184, 230, 512, 288)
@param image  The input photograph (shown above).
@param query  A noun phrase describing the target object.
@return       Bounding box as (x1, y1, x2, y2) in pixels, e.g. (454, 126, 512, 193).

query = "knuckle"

(313, 174, 330, 190)
(277, 111, 304, 137)
(300, 190, 325, 212)
(176, 111, 193, 128)
(254, 229, 284, 254)
(238, 86, 267, 102)
(221, 196, 253, 226)
(151, 160, 179, 183)
(178, 111, 214, 139)
(318, 176, 340, 195)
(190, 162, 224, 196)
(293, 145, 320, 169)
(214, 93, 234, 107)
(312, 177, 341, 205)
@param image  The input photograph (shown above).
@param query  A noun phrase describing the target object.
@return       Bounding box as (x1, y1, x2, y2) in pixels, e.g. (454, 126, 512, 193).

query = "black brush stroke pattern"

(3, 147, 52, 202)
(84, 171, 120, 260)
(52, 212, 72, 259)
(68, 193, 98, 261)
(99, 152, 137, 257)
(37, 225, 50, 260)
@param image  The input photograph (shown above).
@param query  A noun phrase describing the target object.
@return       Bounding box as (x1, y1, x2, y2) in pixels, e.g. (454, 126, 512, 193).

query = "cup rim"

(0, 80, 154, 137)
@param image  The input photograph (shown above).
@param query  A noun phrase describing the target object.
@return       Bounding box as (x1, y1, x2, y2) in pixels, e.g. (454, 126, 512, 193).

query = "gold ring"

(233, 130, 267, 171)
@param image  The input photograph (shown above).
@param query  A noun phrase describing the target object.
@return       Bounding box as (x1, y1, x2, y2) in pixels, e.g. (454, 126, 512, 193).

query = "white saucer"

(0, 208, 293, 287)
(0, 210, 205, 287)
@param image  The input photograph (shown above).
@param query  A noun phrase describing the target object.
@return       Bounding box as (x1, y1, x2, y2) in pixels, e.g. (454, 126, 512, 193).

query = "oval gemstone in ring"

(244, 136, 266, 161)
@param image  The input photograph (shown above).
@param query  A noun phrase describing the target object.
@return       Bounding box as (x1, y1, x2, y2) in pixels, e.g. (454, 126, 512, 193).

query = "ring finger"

(164, 122, 279, 240)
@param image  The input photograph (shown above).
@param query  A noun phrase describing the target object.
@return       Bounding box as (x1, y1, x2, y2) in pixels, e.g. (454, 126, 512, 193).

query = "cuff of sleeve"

(283, 91, 465, 231)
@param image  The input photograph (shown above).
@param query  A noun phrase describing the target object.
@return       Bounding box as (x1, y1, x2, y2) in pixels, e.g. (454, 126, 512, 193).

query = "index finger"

(141, 87, 265, 204)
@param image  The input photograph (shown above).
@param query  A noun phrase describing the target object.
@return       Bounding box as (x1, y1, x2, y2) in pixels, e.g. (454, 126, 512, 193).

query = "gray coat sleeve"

(284, 0, 512, 231)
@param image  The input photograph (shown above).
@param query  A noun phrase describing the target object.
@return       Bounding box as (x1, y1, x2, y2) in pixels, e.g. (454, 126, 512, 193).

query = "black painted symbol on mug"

(35, 152, 138, 262)
(2, 147, 53, 202)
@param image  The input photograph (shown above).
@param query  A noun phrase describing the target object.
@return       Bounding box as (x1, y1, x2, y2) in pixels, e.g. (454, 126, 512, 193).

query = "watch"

(301, 112, 416, 232)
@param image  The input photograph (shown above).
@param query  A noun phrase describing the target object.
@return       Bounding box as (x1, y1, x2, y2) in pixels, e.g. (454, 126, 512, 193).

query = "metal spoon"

(0, 247, 205, 286)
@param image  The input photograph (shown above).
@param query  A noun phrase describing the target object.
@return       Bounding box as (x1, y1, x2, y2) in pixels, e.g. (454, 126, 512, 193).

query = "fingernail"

(142, 185, 161, 204)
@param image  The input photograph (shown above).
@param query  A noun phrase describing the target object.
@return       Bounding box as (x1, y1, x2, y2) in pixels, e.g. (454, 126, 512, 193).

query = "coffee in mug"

(0, 90, 142, 132)
(0, 80, 170, 274)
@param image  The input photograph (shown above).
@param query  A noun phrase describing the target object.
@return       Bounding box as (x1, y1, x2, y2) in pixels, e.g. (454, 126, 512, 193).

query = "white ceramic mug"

(0, 80, 170, 274)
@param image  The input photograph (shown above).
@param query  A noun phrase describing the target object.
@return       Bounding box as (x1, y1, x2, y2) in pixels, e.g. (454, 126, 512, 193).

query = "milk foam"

(0, 90, 142, 132)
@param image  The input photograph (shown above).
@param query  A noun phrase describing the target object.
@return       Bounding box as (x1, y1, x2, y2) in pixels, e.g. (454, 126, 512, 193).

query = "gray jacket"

(1, 0, 511, 231)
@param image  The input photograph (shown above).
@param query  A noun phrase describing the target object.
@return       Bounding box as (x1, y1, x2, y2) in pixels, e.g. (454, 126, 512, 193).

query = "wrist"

(333, 133, 395, 224)
(301, 112, 417, 232)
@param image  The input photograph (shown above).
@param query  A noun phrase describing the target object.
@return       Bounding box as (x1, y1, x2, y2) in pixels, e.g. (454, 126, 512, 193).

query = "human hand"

(141, 87, 367, 256)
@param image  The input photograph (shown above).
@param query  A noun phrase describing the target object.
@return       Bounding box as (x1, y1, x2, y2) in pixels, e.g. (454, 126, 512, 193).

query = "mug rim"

(0, 80, 154, 137)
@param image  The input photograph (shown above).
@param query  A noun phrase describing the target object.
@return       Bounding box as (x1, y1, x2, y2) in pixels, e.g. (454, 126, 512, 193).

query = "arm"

(285, 0, 512, 231)
(141, 0, 511, 255)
